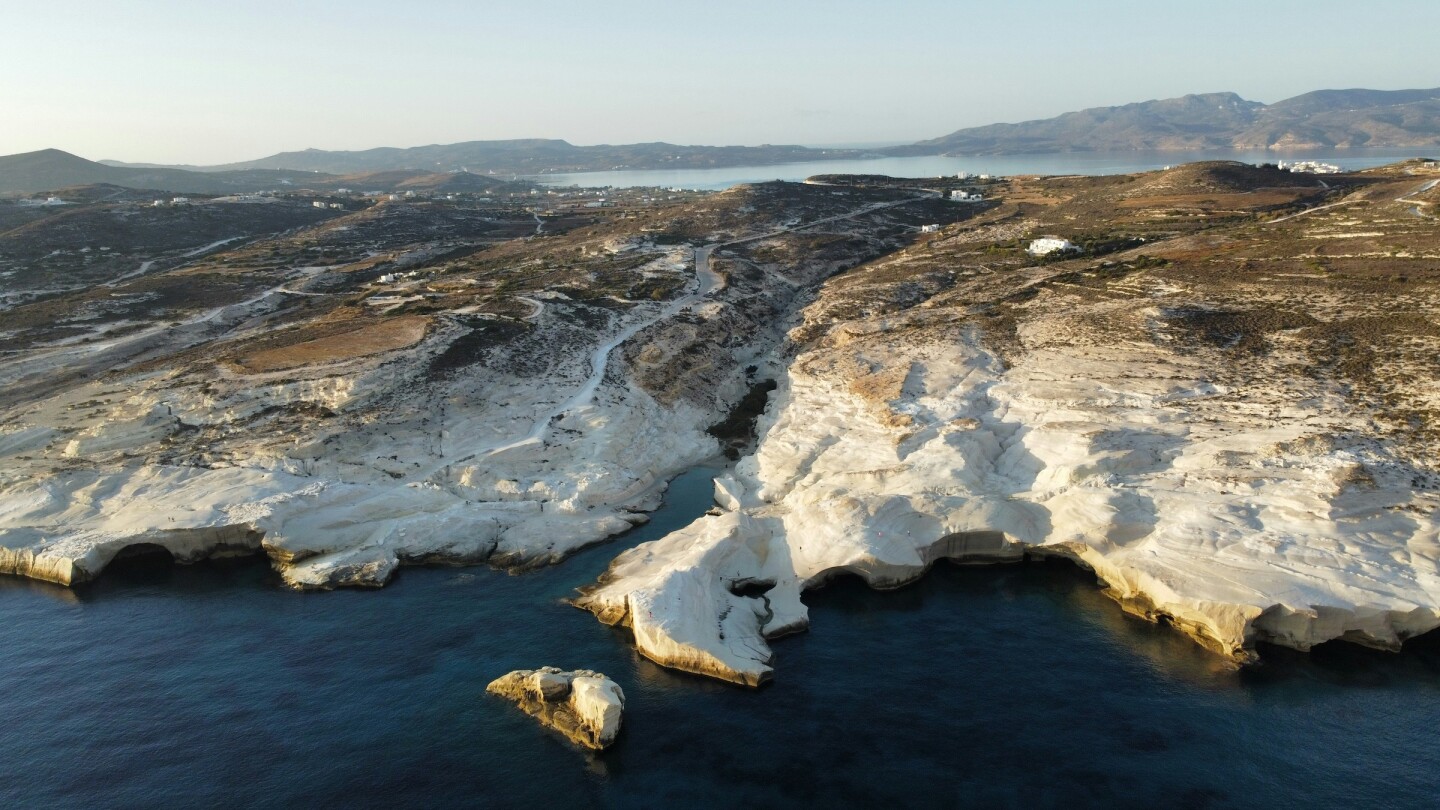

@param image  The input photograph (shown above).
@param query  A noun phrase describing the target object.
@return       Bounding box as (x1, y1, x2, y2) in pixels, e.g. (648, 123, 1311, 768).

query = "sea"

(3, 465, 1439, 808)
(534, 147, 1431, 190)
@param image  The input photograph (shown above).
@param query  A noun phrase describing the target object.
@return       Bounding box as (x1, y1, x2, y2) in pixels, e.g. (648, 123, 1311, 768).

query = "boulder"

(486, 667, 625, 750)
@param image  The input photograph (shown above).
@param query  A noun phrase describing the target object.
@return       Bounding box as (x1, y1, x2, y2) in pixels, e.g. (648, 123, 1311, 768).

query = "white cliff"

(579, 328, 1440, 683)
(578, 169, 1440, 683)
(0, 183, 928, 588)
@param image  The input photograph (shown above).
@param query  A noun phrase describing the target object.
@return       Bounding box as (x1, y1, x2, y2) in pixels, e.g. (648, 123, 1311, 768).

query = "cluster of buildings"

(152, 197, 191, 207)
(950, 190, 984, 202)
(375, 270, 421, 285)
(1278, 160, 1343, 175)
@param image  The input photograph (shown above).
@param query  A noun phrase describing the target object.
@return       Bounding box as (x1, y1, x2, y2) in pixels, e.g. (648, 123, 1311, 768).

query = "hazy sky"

(4, 0, 1437, 165)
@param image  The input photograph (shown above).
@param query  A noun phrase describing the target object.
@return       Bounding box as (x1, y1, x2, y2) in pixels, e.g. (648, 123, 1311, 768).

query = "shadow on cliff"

(1245, 630, 1440, 689)
(797, 558, 1440, 692)
(69, 554, 282, 601)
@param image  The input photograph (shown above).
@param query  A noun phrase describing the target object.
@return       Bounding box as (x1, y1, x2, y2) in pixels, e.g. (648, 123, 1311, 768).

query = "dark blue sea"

(3, 466, 1439, 808)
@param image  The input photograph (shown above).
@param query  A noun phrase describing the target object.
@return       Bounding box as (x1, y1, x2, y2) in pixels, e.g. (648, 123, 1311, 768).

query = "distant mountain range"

(160, 140, 868, 176)
(0, 149, 327, 196)
(3, 86, 1438, 194)
(895, 87, 1440, 155)
(0, 150, 531, 196)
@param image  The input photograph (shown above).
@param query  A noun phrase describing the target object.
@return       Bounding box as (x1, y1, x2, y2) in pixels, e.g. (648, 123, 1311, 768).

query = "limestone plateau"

(2, 159, 1439, 685)
(486, 668, 625, 750)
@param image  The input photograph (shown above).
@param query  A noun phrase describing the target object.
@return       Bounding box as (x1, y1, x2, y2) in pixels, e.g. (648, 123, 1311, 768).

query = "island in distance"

(3, 126, 1439, 687)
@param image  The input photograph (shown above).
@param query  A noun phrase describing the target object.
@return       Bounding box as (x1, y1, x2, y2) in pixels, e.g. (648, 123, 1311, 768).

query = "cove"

(1, 465, 1438, 808)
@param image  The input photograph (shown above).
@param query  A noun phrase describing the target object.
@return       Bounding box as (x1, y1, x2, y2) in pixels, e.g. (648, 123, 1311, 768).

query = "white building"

(171, 197, 191, 205)
(312, 201, 328, 208)
(1277, 160, 1342, 175)
(1027, 237, 1080, 257)
(950, 190, 983, 202)
(919, 224, 941, 233)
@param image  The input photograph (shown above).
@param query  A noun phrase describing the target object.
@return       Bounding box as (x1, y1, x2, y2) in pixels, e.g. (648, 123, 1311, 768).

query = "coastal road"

(697, 192, 937, 279)
(1396, 178, 1438, 218)
(1265, 198, 1366, 225)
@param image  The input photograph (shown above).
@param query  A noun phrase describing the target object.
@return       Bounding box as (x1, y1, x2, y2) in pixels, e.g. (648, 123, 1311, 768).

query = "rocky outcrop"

(486, 668, 625, 750)
(0, 523, 263, 586)
(0, 184, 930, 590)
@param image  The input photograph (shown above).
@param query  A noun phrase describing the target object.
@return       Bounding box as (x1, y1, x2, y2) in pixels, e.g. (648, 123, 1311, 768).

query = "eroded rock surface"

(486, 667, 625, 750)
(578, 164, 1440, 684)
(0, 184, 949, 586)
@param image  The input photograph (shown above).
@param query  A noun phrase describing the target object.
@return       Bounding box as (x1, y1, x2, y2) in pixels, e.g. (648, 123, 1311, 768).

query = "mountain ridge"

(5, 86, 1440, 194)
(896, 87, 1440, 155)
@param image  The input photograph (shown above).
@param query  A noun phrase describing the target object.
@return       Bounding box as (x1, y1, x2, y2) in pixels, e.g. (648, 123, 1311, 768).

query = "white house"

(1027, 237, 1080, 257)
(950, 190, 983, 202)
(313, 201, 328, 209)
(170, 197, 191, 205)
(919, 224, 941, 233)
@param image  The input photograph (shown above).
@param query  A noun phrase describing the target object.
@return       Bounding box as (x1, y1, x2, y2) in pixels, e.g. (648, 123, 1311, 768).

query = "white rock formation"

(486, 667, 625, 750)
(0, 231, 749, 587)
(0, 276, 719, 587)
(0, 183, 926, 589)
(578, 324, 1440, 685)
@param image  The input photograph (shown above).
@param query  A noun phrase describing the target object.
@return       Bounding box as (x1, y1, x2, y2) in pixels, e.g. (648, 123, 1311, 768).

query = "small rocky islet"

(486, 668, 625, 750)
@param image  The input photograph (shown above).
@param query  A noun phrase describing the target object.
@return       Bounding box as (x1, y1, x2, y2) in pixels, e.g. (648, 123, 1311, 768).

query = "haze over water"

(537, 147, 1430, 190)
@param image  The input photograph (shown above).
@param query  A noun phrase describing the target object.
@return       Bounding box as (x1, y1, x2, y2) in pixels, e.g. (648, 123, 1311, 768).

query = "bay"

(535, 147, 1432, 190)
(2, 465, 1439, 808)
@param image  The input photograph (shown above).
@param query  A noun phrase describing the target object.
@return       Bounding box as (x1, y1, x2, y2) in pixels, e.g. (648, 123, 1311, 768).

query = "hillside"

(203, 139, 865, 175)
(0, 149, 332, 195)
(11, 85, 1440, 192)
(900, 87, 1440, 155)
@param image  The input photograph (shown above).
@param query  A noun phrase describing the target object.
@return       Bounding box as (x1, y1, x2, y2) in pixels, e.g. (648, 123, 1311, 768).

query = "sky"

(3, 0, 1438, 165)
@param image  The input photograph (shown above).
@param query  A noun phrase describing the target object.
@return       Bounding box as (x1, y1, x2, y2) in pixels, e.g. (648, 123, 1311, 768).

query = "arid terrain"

(576, 160, 1440, 683)
(0, 179, 966, 588)
(3, 159, 1439, 684)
